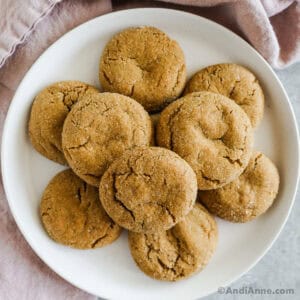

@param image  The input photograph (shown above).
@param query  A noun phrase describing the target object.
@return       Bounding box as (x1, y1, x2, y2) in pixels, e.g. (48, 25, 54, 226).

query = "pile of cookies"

(28, 26, 280, 282)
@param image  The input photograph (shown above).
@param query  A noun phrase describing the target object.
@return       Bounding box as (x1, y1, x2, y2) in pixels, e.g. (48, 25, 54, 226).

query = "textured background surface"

(205, 62, 300, 300)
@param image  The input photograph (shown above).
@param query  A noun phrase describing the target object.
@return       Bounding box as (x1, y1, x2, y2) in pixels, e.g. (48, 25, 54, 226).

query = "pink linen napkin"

(157, 0, 300, 68)
(0, 0, 61, 68)
(0, 2, 110, 300)
(0, 0, 299, 299)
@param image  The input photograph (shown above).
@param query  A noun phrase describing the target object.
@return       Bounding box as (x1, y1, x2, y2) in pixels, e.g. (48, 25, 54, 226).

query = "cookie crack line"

(166, 102, 185, 150)
(49, 85, 90, 111)
(134, 201, 176, 224)
(101, 70, 113, 85)
(156, 202, 176, 223)
(48, 141, 61, 153)
(200, 170, 221, 184)
(61, 92, 72, 111)
(144, 230, 189, 280)
(76, 187, 82, 204)
(82, 173, 100, 180)
(222, 155, 243, 167)
(157, 257, 177, 275)
(223, 123, 250, 153)
(231, 77, 258, 105)
(112, 173, 136, 221)
(168, 230, 192, 266)
(67, 136, 91, 150)
(249, 152, 263, 174)
(129, 84, 135, 97)
(89, 218, 117, 248)
(112, 161, 178, 225)
(41, 207, 52, 217)
(228, 79, 241, 99)
(90, 233, 108, 248)
(171, 64, 185, 93)
(144, 236, 178, 270)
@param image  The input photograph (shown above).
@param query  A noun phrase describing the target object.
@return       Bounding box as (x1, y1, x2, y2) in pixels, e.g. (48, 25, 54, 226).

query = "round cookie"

(40, 169, 122, 249)
(62, 92, 152, 187)
(28, 81, 99, 165)
(99, 26, 186, 112)
(184, 63, 264, 128)
(128, 203, 218, 281)
(198, 151, 280, 222)
(156, 91, 254, 190)
(99, 147, 197, 233)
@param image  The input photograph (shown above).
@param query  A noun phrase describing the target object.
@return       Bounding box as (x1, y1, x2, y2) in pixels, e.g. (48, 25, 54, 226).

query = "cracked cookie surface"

(62, 92, 152, 186)
(128, 203, 218, 281)
(99, 147, 197, 233)
(184, 63, 264, 128)
(99, 26, 186, 112)
(198, 151, 280, 222)
(156, 91, 253, 190)
(28, 81, 99, 165)
(40, 169, 121, 249)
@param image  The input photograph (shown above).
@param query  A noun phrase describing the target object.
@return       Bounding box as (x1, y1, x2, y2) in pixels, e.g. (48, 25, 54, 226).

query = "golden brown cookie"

(99, 26, 186, 112)
(62, 92, 152, 187)
(128, 203, 218, 281)
(40, 169, 122, 249)
(156, 91, 254, 190)
(184, 63, 264, 128)
(198, 151, 280, 222)
(99, 147, 197, 233)
(28, 81, 99, 165)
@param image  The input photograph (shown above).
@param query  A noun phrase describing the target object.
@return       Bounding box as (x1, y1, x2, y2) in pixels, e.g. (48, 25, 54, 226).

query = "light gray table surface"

(205, 63, 300, 300)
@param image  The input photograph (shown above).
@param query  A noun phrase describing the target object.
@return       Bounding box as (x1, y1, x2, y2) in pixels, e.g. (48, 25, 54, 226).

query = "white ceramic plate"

(2, 8, 299, 300)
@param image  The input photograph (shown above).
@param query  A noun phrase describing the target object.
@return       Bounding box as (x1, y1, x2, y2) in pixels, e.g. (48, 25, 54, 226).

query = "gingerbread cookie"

(29, 81, 99, 164)
(184, 63, 264, 127)
(99, 26, 186, 112)
(99, 147, 197, 233)
(156, 91, 253, 190)
(199, 151, 280, 222)
(128, 203, 218, 281)
(40, 169, 122, 249)
(62, 92, 152, 186)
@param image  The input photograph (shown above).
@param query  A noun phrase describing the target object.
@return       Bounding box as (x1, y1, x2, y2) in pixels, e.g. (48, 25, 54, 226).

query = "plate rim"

(1, 7, 299, 300)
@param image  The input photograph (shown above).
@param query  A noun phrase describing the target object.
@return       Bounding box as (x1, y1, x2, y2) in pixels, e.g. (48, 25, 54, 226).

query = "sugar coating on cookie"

(198, 151, 280, 222)
(62, 92, 153, 187)
(128, 203, 218, 281)
(40, 169, 122, 249)
(99, 147, 197, 233)
(184, 63, 264, 128)
(99, 26, 186, 112)
(28, 81, 99, 165)
(156, 91, 254, 190)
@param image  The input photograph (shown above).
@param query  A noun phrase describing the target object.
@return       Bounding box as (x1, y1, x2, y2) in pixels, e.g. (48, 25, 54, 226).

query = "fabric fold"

(158, 0, 300, 68)
(0, 0, 63, 68)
